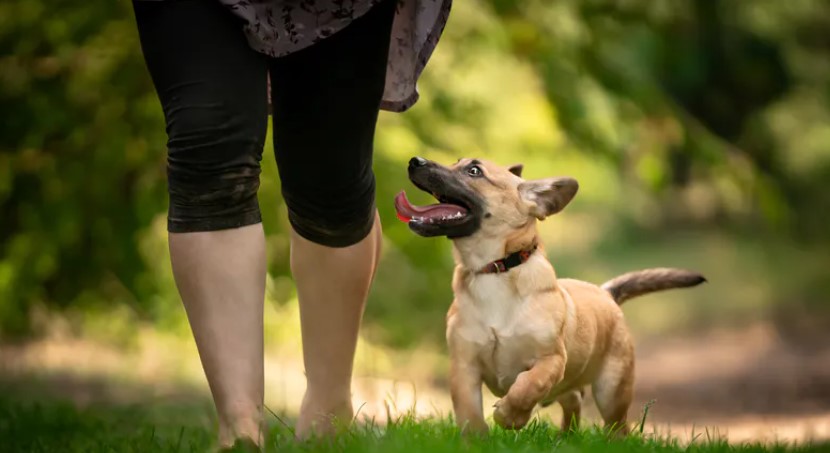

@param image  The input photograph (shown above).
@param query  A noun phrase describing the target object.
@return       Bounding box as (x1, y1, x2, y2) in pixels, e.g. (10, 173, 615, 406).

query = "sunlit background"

(2, 0, 829, 444)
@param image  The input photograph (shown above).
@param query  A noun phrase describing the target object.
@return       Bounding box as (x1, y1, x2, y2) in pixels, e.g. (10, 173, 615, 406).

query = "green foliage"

(2, 0, 830, 343)
(514, 0, 830, 234)
(0, 1, 168, 335)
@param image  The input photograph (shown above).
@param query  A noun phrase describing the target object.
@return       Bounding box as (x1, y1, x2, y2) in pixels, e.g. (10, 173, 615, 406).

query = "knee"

(282, 172, 377, 248)
(167, 164, 263, 233)
(164, 102, 267, 233)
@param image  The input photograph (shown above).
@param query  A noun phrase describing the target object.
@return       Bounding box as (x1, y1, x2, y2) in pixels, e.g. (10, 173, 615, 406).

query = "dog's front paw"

(493, 399, 532, 430)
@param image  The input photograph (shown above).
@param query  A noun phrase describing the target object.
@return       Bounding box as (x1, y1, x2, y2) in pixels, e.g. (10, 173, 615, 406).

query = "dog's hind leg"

(591, 346, 634, 436)
(557, 388, 584, 432)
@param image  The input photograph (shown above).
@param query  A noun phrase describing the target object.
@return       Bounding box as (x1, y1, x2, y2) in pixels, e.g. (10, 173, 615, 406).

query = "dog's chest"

(468, 279, 519, 330)
(457, 278, 556, 395)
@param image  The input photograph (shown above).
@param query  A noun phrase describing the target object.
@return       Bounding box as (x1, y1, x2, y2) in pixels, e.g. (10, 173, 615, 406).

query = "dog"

(394, 156, 705, 435)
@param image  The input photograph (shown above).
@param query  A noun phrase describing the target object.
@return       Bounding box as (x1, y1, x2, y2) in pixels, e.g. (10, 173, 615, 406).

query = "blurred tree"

(0, 1, 167, 335)
(482, 0, 830, 236)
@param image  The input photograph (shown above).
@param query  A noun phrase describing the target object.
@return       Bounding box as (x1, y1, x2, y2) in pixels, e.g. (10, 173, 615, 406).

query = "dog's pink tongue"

(394, 191, 467, 223)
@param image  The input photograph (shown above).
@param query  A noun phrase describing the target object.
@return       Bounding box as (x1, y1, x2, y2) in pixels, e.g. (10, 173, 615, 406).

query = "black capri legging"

(133, 0, 396, 247)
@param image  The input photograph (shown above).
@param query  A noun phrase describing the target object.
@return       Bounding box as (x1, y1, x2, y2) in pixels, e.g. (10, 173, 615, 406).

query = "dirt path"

(612, 324, 830, 442)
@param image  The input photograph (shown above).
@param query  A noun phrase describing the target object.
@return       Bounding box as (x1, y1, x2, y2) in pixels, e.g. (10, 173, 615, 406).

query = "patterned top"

(220, 0, 452, 112)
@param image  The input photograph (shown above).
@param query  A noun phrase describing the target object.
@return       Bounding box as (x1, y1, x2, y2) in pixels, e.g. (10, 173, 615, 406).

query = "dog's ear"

(518, 177, 578, 220)
(508, 164, 524, 178)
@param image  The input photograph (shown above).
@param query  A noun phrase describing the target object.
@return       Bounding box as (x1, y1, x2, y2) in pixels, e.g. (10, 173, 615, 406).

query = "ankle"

(303, 385, 353, 415)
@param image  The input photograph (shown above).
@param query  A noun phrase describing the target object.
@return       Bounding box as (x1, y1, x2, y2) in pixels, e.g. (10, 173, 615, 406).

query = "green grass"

(1, 397, 827, 453)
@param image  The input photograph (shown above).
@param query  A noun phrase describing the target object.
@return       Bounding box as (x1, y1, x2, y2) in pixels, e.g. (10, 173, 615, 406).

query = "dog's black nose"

(409, 156, 428, 169)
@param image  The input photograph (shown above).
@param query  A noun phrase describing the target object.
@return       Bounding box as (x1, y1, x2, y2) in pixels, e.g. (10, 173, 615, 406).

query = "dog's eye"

(467, 166, 483, 178)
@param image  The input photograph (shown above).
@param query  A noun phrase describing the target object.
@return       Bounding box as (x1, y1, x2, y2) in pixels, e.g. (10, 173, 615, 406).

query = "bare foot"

(217, 415, 262, 450)
(294, 393, 354, 439)
(217, 436, 260, 452)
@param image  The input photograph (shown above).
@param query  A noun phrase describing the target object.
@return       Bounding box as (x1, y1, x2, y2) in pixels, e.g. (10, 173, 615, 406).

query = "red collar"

(477, 244, 538, 274)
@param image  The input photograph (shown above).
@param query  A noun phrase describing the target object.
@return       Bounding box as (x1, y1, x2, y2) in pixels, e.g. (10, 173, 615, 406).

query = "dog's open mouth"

(397, 157, 484, 238)
(394, 191, 469, 226)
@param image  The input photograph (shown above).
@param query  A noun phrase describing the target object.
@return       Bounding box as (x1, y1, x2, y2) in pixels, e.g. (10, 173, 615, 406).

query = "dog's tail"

(600, 268, 706, 305)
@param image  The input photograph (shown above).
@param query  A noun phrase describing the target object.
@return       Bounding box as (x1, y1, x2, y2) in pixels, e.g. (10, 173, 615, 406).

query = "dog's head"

(395, 157, 578, 240)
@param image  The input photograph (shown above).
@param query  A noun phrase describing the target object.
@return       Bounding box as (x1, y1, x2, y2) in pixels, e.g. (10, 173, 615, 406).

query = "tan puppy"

(394, 157, 705, 435)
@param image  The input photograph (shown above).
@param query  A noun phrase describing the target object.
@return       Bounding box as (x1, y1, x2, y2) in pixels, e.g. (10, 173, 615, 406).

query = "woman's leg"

(169, 226, 266, 446)
(268, 0, 397, 438)
(132, 0, 268, 446)
(289, 215, 383, 437)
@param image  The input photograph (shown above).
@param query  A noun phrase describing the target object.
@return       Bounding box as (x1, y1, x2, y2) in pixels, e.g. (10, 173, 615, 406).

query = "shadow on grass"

(0, 392, 214, 452)
(0, 369, 217, 452)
